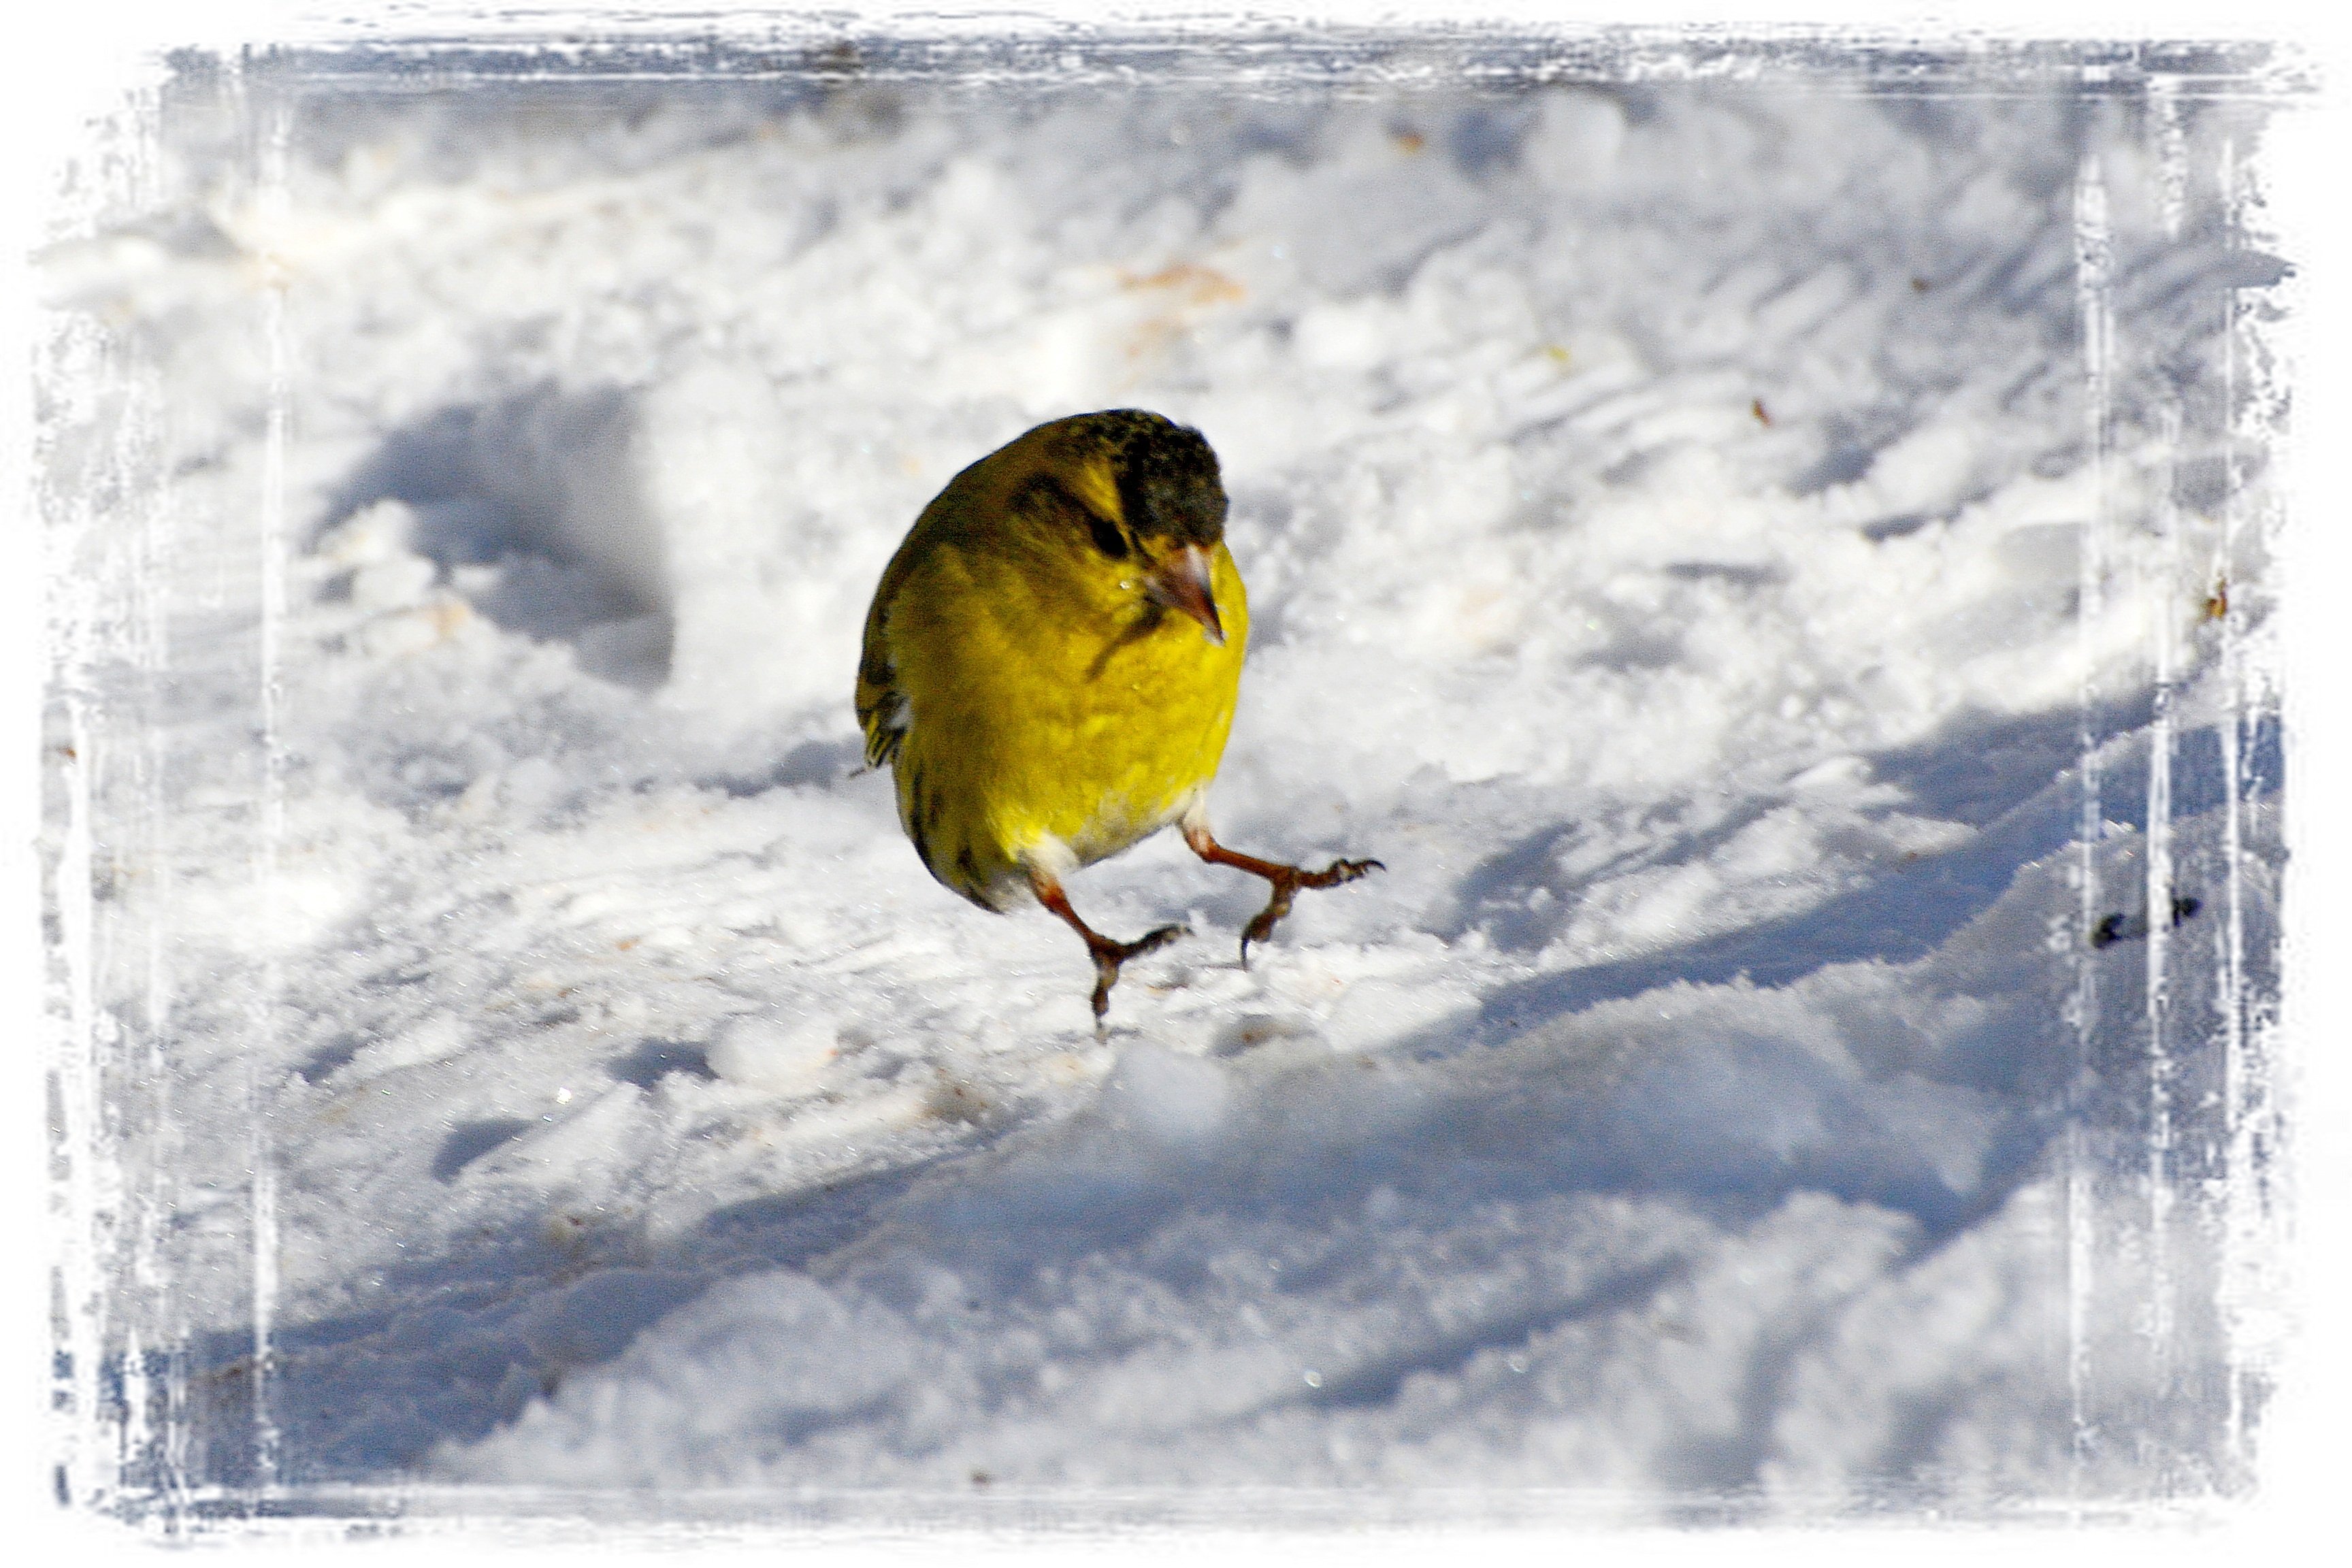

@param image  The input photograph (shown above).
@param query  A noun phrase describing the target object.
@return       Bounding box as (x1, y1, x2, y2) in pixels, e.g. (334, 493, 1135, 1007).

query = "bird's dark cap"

(1090, 409, 1227, 548)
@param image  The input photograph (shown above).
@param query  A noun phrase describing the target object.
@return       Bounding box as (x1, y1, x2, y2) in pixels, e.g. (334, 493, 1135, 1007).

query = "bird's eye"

(1085, 510, 1131, 559)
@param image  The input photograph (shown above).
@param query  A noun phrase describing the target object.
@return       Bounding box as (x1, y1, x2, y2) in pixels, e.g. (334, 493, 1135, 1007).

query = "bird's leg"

(1030, 872, 1188, 1025)
(1181, 821, 1383, 965)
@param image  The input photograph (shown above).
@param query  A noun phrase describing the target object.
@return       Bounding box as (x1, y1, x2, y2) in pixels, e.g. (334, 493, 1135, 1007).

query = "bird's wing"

(855, 448, 1064, 772)
(857, 493, 953, 771)
(855, 604, 909, 770)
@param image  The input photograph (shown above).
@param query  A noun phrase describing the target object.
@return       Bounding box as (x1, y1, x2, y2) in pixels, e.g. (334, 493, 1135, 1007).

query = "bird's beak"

(1145, 544, 1225, 646)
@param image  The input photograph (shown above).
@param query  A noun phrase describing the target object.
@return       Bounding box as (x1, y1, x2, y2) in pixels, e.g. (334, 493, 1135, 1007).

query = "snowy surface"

(44, 44, 2289, 1524)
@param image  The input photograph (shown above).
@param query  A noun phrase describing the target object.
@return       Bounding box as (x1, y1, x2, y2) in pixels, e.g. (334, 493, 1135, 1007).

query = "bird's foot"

(1239, 859, 1384, 966)
(1088, 923, 1190, 1023)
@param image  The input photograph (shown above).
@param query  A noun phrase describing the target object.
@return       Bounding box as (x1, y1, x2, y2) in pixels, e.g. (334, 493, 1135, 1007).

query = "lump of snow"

(706, 1015, 837, 1091)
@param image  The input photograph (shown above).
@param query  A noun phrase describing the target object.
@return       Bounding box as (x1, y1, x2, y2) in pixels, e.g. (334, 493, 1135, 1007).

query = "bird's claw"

(1309, 857, 1384, 888)
(1237, 858, 1385, 967)
(1088, 924, 1190, 1021)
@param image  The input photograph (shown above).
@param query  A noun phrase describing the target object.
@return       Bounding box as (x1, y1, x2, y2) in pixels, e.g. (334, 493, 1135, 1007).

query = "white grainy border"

(10, 3, 2345, 1565)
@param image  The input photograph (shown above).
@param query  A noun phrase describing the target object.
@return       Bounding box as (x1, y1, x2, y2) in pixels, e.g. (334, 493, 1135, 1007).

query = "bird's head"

(1034, 409, 1231, 645)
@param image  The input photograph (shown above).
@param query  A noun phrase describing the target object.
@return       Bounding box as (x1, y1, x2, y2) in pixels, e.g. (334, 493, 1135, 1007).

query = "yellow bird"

(855, 409, 1380, 1021)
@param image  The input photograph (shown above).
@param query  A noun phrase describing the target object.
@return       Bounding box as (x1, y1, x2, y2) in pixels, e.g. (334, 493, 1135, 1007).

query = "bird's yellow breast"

(868, 500, 1248, 910)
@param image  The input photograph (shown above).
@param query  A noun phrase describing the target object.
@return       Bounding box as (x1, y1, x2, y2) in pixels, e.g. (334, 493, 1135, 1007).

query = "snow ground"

(44, 39, 2290, 1526)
